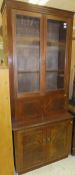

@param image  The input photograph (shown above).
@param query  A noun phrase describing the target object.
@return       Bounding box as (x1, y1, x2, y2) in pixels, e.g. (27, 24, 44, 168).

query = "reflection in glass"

(16, 15, 40, 93)
(18, 73, 40, 92)
(46, 72, 58, 90)
(46, 19, 67, 90)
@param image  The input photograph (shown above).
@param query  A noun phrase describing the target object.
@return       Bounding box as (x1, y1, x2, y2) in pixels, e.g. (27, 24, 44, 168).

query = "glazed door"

(12, 10, 44, 97)
(45, 16, 68, 92)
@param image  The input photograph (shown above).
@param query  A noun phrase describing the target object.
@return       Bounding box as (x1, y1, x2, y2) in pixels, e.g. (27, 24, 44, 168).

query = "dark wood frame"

(1, 0, 74, 174)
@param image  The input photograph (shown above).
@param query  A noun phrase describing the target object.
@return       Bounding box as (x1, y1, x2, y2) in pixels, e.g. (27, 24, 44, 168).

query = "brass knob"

(70, 121, 73, 124)
(64, 94, 67, 97)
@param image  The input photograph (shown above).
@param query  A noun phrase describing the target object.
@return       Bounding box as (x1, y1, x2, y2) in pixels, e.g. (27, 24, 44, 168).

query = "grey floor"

(15, 155, 75, 175)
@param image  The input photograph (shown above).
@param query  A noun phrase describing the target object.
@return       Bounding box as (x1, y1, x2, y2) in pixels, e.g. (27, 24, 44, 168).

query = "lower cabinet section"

(13, 119, 72, 174)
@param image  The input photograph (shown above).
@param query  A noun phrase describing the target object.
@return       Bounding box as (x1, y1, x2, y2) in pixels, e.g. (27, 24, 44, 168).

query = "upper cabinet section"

(1, 0, 74, 98)
(12, 10, 72, 97)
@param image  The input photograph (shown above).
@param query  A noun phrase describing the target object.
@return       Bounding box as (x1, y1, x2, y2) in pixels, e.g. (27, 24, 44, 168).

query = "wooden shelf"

(47, 40, 65, 47)
(46, 70, 58, 72)
(46, 70, 64, 73)
(18, 71, 40, 73)
(16, 36, 40, 45)
(17, 70, 64, 76)
(46, 70, 64, 78)
(58, 74, 64, 77)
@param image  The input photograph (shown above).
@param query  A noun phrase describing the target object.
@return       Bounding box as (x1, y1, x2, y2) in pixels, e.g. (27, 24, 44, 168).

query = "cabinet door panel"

(46, 18, 67, 91)
(50, 121, 69, 159)
(46, 121, 72, 161)
(12, 11, 43, 96)
(14, 127, 46, 172)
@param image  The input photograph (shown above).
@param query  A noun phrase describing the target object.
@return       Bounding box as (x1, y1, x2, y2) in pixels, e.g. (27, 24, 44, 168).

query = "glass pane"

(46, 19, 67, 90)
(18, 73, 40, 93)
(16, 45, 40, 72)
(57, 74, 64, 89)
(16, 15, 39, 37)
(46, 72, 64, 90)
(46, 46, 59, 71)
(15, 15, 40, 93)
(46, 72, 58, 90)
